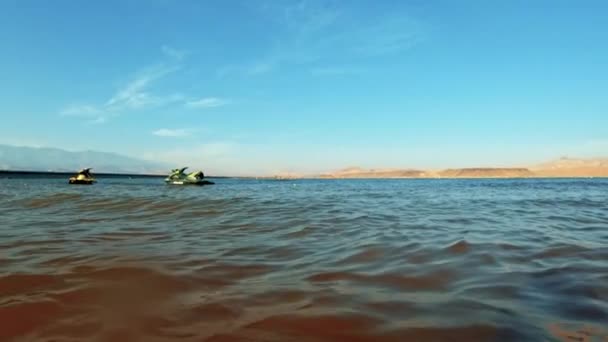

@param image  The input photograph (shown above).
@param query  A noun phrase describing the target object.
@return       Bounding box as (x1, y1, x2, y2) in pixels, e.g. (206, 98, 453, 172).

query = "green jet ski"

(165, 167, 214, 185)
(69, 168, 96, 185)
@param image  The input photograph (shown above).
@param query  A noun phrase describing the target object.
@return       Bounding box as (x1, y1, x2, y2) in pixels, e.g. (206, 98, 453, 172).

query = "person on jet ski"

(79, 168, 93, 178)
(168, 167, 188, 180)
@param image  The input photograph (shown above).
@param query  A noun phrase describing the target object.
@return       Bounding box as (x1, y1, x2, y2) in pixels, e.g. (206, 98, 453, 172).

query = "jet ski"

(69, 168, 96, 185)
(165, 167, 214, 185)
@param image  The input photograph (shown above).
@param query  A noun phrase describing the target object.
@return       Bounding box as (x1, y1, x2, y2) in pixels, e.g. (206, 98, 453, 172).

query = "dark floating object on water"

(165, 167, 214, 185)
(69, 168, 96, 185)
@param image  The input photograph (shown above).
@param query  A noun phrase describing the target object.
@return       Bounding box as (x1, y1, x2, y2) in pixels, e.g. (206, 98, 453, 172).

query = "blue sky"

(1, 0, 607, 175)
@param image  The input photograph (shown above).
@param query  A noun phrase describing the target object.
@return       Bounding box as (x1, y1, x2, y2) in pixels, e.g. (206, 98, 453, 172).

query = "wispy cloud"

(264, 0, 342, 37)
(302, 14, 424, 59)
(229, 1, 425, 76)
(60, 64, 181, 123)
(248, 62, 275, 75)
(105, 65, 182, 110)
(217, 62, 275, 78)
(152, 128, 192, 137)
(349, 17, 424, 57)
(60, 105, 109, 125)
(88, 117, 107, 125)
(60, 46, 224, 123)
(185, 97, 229, 108)
(162, 45, 187, 60)
(310, 66, 365, 76)
(60, 105, 103, 117)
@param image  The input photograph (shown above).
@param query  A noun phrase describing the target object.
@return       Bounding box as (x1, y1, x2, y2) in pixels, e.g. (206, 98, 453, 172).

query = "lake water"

(1, 176, 607, 341)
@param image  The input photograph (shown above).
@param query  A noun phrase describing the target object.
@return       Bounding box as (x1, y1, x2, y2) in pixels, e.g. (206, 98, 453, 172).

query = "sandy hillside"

(314, 157, 608, 179)
(437, 168, 534, 178)
(319, 167, 431, 178)
(532, 157, 608, 177)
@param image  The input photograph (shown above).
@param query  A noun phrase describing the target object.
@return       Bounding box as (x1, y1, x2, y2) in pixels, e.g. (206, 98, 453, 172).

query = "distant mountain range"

(317, 157, 608, 179)
(2, 144, 606, 178)
(318, 157, 608, 178)
(0, 144, 168, 174)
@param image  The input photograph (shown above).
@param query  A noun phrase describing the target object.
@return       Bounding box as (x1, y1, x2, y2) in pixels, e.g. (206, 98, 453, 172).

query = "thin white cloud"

(249, 62, 275, 75)
(349, 17, 424, 57)
(60, 63, 185, 123)
(217, 62, 275, 78)
(60, 46, 229, 124)
(105, 65, 181, 110)
(228, 2, 425, 75)
(152, 128, 191, 137)
(87, 117, 107, 125)
(161, 45, 187, 60)
(263, 0, 342, 36)
(185, 97, 229, 108)
(310, 66, 364, 76)
(60, 105, 103, 117)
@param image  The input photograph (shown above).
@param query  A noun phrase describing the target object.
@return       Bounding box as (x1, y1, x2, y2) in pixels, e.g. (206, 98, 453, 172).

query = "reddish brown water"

(1, 177, 607, 341)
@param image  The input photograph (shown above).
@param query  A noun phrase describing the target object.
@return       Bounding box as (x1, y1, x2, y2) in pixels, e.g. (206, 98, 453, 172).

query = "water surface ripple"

(1, 177, 607, 341)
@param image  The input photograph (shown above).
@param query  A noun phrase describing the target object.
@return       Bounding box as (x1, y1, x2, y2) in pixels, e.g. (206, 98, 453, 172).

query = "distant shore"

(2, 169, 607, 180)
(0, 170, 229, 179)
(315, 167, 608, 179)
(0, 170, 164, 178)
(275, 157, 608, 179)
(3, 157, 607, 180)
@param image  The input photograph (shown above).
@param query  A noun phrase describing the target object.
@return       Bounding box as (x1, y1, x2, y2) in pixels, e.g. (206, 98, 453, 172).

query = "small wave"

(445, 239, 472, 254)
(197, 263, 274, 281)
(336, 246, 386, 264)
(284, 226, 316, 239)
(308, 269, 454, 291)
(533, 244, 591, 259)
(20, 193, 82, 209)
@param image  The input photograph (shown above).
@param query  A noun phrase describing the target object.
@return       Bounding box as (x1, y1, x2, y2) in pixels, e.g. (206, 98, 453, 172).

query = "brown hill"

(438, 168, 534, 178)
(532, 157, 608, 177)
(320, 167, 430, 179)
(319, 167, 535, 179)
(316, 158, 608, 179)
